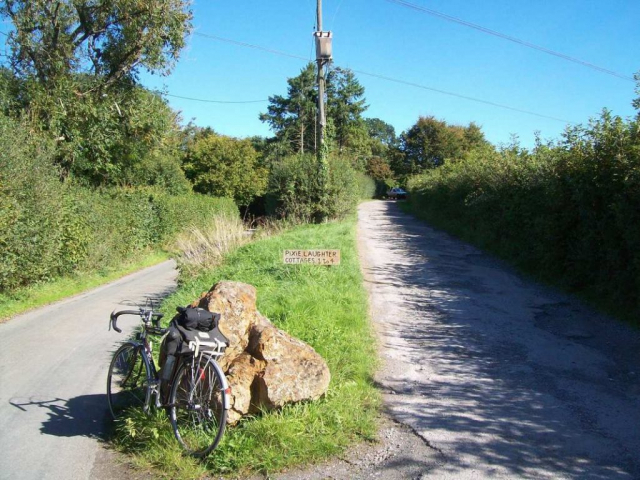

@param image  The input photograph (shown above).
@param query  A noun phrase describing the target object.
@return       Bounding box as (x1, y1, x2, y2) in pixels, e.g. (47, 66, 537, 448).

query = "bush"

(406, 110, 640, 319)
(266, 153, 366, 222)
(0, 114, 67, 289)
(355, 172, 376, 200)
(0, 112, 238, 292)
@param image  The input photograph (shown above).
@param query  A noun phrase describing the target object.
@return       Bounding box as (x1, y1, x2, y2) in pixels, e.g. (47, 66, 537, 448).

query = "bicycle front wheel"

(107, 343, 151, 419)
(169, 355, 228, 458)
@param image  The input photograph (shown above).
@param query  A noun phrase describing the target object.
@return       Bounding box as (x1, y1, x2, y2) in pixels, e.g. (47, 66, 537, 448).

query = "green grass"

(113, 217, 380, 478)
(0, 250, 169, 322)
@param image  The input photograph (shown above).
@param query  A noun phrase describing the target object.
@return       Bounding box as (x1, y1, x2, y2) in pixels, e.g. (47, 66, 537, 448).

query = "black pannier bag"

(178, 307, 217, 331)
(159, 307, 229, 386)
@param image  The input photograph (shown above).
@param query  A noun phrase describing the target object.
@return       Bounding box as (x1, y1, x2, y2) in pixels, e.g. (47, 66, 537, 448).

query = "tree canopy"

(260, 63, 369, 156)
(182, 130, 268, 207)
(0, 0, 193, 188)
(259, 63, 317, 155)
(1, 0, 192, 87)
(398, 116, 489, 174)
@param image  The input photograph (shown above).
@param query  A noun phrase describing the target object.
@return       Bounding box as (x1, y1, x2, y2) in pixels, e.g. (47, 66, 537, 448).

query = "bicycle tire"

(169, 355, 228, 457)
(107, 342, 152, 419)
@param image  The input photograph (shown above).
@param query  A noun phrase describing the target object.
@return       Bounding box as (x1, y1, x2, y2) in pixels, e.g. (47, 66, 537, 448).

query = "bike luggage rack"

(188, 336, 226, 357)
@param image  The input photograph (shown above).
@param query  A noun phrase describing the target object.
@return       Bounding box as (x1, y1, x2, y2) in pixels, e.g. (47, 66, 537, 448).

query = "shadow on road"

(10, 394, 111, 439)
(362, 201, 640, 479)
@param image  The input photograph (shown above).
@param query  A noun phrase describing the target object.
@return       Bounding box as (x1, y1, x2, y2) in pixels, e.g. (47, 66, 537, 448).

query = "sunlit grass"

(113, 217, 380, 477)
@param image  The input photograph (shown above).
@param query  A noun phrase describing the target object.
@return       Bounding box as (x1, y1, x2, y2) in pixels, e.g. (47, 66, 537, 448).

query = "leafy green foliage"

(326, 67, 368, 152)
(355, 172, 376, 200)
(398, 116, 490, 174)
(46, 80, 188, 187)
(0, 112, 237, 292)
(266, 153, 367, 222)
(182, 130, 268, 207)
(1, 1, 192, 188)
(0, 113, 67, 290)
(260, 64, 371, 159)
(259, 63, 317, 155)
(1, 0, 192, 86)
(406, 109, 640, 320)
(365, 117, 397, 147)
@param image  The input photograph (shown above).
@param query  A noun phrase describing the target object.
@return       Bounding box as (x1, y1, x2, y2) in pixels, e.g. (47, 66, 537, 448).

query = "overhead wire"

(193, 32, 308, 61)
(193, 32, 574, 123)
(330, 0, 347, 30)
(162, 92, 267, 104)
(385, 0, 634, 82)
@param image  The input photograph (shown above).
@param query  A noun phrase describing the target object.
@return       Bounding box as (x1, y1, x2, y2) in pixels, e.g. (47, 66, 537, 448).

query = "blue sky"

(14, 1, 640, 149)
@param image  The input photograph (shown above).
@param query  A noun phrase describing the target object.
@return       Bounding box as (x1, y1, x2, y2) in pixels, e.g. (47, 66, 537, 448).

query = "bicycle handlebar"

(109, 309, 164, 333)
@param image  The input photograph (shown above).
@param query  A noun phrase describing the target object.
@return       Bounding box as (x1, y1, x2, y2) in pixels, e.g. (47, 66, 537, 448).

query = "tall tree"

(326, 67, 368, 151)
(1, 0, 192, 88)
(0, 0, 192, 185)
(399, 116, 489, 174)
(365, 118, 397, 147)
(260, 64, 369, 156)
(259, 63, 317, 155)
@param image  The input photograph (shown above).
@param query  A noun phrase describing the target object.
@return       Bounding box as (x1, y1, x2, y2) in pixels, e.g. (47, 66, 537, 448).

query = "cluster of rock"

(190, 281, 331, 424)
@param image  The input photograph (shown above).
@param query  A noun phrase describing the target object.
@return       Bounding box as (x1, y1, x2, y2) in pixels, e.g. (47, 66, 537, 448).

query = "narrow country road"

(0, 261, 178, 480)
(357, 201, 640, 479)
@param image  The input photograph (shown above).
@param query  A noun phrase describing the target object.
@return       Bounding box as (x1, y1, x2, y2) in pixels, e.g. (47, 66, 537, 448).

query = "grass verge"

(113, 217, 380, 478)
(0, 250, 169, 322)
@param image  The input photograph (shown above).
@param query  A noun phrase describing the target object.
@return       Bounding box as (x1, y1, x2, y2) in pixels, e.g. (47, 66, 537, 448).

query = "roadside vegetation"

(114, 218, 379, 477)
(401, 89, 640, 324)
(0, 251, 168, 322)
(0, 3, 378, 312)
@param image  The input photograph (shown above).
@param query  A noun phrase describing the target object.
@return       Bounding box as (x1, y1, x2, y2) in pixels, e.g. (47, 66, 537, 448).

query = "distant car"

(387, 187, 407, 200)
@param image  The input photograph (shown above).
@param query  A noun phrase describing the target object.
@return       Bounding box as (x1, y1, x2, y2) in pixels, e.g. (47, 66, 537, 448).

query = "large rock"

(191, 281, 331, 424)
(250, 323, 331, 409)
(224, 353, 266, 424)
(191, 281, 257, 371)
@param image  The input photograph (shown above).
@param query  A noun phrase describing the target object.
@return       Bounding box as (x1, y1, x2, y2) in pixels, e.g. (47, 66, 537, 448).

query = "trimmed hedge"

(0, 114, 237, 292)
(406, 111, 640, 319)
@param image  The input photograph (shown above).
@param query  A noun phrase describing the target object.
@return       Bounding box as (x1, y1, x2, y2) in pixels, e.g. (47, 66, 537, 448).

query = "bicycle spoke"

(169, 355, 227, 457)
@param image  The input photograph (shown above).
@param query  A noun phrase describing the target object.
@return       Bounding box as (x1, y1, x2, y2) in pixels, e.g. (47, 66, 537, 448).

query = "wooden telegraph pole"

(314, 0, 332, 220)
(314, 0, 332, 155)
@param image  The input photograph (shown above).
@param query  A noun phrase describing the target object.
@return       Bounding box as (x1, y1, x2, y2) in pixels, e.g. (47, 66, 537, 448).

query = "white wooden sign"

(283, 250, 341, 265)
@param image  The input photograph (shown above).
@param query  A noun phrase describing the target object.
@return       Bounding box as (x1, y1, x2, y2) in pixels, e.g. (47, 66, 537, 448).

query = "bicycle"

(107, 307, 230, 457)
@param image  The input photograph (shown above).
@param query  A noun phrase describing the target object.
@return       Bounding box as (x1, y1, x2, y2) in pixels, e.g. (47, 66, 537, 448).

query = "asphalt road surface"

(0, 261, 178, 480)
(358, 200, 640, 479)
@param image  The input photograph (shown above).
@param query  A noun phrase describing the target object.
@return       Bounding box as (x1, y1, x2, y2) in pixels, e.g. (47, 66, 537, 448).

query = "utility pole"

(314, 0, 332, 220)
(316, 0, 326, 153)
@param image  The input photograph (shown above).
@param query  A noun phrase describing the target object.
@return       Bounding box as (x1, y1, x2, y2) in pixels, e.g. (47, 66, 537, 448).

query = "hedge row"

(0, 114, 237, 292)
(406, 111, 640, 318)
(266, 153, 375, 221)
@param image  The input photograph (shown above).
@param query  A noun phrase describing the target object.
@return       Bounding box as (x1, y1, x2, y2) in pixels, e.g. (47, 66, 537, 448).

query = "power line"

(194, 32, 574, 124)
(193, 32, 308, 61)
(350, 69, 572, 123)
(330, 0, 347, 29)
(385, 0, 634, 82)
(163, 92, 267, 104)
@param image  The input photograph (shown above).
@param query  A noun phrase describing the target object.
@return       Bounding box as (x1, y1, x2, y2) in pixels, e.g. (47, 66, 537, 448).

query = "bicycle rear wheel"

(169, 355, 228, 457)
(107, 343, 151, 419)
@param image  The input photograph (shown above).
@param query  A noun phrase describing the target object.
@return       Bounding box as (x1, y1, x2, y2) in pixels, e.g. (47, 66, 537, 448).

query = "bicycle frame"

(109, 307, 231, 410)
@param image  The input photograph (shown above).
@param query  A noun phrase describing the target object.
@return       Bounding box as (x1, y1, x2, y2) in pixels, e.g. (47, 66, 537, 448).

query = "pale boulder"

(191, 281, 331, 423)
